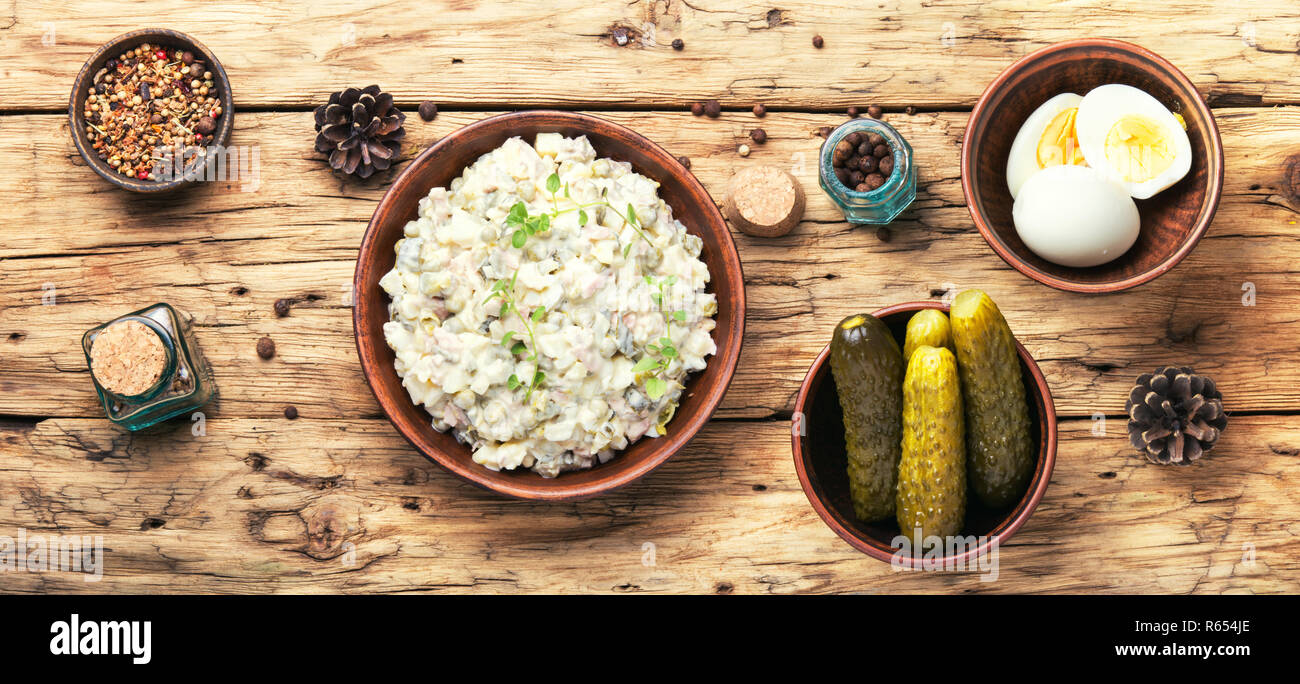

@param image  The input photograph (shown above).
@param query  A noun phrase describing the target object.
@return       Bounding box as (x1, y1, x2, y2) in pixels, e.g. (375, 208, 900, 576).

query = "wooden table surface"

(2, 0, 1298, 594)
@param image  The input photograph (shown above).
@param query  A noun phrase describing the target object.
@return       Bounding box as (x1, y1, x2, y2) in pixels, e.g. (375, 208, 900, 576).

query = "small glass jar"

(819, 118, 917, 224)
(81, 303, 216, 431)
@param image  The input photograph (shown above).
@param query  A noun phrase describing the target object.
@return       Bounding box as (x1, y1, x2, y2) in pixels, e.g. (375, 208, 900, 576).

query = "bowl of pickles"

(791, 291, 1057, 568)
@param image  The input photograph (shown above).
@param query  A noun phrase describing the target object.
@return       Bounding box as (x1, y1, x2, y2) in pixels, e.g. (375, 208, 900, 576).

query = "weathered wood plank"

(8, 107, 1298, 256)
(2, 0, 1299, 111)
(0, 415, 1294, 594)
(3, 109, 1298, 418)
(2, 0, 1295, 600)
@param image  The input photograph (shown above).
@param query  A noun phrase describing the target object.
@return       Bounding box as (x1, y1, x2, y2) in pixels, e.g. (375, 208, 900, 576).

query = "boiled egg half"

(1075, 84, 1191, 200)
(1005, 93, 1086, 199)
(1013, 164, 1140, 268)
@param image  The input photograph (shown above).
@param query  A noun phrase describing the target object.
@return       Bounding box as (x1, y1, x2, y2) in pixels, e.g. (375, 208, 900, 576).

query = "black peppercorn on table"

(1, 0, 1299, 593)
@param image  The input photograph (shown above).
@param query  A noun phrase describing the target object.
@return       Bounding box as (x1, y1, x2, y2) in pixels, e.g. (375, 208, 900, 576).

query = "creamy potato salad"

(380, 134, 717, 477)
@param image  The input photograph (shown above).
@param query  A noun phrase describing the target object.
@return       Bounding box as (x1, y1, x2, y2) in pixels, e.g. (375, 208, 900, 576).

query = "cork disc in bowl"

(723, 166, 805, 237)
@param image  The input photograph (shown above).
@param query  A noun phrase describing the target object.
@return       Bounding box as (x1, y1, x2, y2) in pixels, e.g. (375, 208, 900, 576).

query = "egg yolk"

(1035, 108, 1087, 169)
(1104, 114, 1175, 183)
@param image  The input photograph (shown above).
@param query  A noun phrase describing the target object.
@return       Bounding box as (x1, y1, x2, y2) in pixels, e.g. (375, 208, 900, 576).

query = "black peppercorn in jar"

(818, 118, 916, 224)
(82, 303, 216, 431)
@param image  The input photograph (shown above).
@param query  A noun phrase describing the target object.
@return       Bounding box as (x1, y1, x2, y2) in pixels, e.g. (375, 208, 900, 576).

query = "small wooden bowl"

(69, 29, 234, 193)
(354, 111, 746, 501)
(962, 39, 1223, 293)
(791, 301, 1057, 567)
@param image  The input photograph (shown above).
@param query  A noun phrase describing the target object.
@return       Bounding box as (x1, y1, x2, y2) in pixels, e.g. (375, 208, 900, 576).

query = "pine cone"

(313, 85, 405, 179)
(1125, 367, 1227, 465)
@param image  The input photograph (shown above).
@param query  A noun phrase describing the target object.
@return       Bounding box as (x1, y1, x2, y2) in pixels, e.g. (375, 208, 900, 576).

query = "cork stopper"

(722, 166, 806, 238)
(90, 319, 168, 396)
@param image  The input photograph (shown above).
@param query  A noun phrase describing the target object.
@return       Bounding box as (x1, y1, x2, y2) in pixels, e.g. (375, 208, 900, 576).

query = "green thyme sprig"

(630, 275, 687, 401)
(484, 272, 547, 400)
(599, 196, 656, 258)
(487, 175, 566, 399)
(521, 173, 657, 257)
(492, 171, 667, 401)
(505, 199, 549, 248)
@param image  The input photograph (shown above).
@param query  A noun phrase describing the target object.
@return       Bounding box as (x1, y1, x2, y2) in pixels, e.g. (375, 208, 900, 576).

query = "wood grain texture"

(3, 109, 1298, 420)
(0, 416, 1294, 594)
(2, 1, 1299, 111)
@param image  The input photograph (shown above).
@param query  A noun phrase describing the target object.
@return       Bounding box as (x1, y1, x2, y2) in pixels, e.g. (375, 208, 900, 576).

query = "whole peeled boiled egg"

(1012, 164, 1140, 268)
(1075, 84, 1191, 200)
(1005, 93, 1086, 199)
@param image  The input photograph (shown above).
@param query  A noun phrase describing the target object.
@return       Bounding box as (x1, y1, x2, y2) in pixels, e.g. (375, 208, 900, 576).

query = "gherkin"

(903, 308, 955, 361)
(828, 313, 904, 522)
(897, 345, 966, 540)
(950, 290, 1034, 509)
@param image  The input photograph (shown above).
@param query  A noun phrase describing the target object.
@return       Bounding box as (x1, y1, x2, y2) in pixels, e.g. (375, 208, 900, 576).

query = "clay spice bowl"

(962, 39, 1223, 293)
(69, 28, 234, 193)
(354, 111, 746, 501)
(792, 301, 1057, 567)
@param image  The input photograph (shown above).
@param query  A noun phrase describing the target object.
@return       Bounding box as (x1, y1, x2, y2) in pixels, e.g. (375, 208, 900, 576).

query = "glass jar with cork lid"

(81, 303, 215, 431)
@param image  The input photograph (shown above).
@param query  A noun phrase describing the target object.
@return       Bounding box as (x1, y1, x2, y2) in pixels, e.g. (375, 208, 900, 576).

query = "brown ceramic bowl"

(962, 39, 1223, 293)
(69, 28, 234, 193)
(792, 301, 1057, 567)
(355, 111, 745, 501)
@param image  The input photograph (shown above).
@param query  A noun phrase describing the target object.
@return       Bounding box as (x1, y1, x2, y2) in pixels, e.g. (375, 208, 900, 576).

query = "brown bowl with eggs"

(962, 39, 1223, 293)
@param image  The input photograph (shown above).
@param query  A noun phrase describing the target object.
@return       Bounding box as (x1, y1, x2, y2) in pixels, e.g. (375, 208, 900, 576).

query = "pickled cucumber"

(903, 309, 955, 361)
(897, 345, 966, 540)
(829, 313, 905, 523)
(950, 290, 1034, 509)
